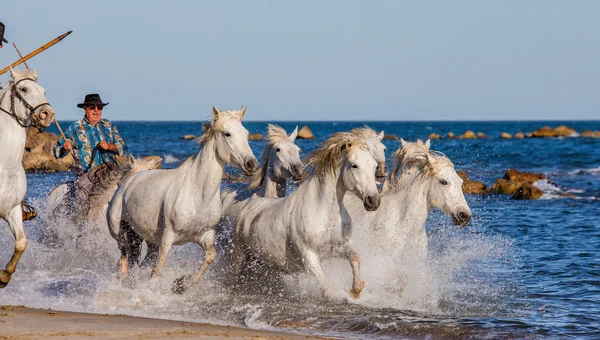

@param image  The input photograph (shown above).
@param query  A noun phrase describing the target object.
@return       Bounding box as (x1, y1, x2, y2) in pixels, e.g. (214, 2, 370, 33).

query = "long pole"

(11, 42, 68, 142)
(0, 30, 72, 76)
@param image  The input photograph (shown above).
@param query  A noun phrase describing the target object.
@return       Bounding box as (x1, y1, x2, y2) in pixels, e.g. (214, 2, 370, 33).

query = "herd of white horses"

(1, 69, 472, 299)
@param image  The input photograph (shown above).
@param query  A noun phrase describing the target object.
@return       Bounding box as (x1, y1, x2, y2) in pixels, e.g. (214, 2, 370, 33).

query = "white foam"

(163, 154, 180, 164)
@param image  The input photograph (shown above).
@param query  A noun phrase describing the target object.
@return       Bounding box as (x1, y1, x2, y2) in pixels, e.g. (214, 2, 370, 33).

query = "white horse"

(344, 127, 387, 179)
(46, 155, 163, 225)
(232, 133, 381, 299)
(348, 139, 472, 264)
(107, 106, 257, 293)
(217, 125, 303, 265)
(0, 68, 55, 287)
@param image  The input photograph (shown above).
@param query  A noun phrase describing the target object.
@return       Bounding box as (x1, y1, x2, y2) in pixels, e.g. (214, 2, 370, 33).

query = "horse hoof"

(172, 275, 189, 294)
(348, 280, 365, 299)
(0, 270, 11, 288)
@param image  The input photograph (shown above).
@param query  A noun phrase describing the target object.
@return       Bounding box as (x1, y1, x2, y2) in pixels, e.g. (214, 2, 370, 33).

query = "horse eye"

(351, 164, 358, 169)
(20, 87, 28, 93)
(440, 180, 448, 185)
(275, 148, 281, 152)
(224, 132, 231, 137)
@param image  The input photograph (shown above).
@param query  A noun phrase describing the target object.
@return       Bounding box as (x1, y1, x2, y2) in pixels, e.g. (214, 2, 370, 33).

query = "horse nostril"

(245, 159, 257, 171)
(40, 111, 47, 119)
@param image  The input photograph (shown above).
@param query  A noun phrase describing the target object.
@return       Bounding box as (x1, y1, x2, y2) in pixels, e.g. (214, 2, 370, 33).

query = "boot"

(21, 200, 37, 221)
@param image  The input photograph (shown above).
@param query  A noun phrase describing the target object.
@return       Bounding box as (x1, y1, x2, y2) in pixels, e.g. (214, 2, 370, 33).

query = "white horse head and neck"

(107, 106, 257, 294)
(352, 139, 472, 262)
(234, 133, 380, 299)
(0, 68, 55, 288)
(247, 124, 303, 198)
(347, 127, 387, 179)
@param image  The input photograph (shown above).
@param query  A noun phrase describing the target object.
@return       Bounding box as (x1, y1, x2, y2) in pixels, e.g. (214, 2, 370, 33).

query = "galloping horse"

(0, 68, 55, 287)
(232, 133, 381, 299)
(217, 125, 303, 261)
(348, 139, 472, 264)
(107, 106, 257, 293)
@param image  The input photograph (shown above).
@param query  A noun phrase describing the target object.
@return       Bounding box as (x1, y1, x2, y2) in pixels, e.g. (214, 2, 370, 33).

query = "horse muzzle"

(241, 157, 258, 176)
(290, 163, 304, 181)
(363, 194, 381, 211)
(452, 210, 472, 226)
(376, 162, 387, 179)
(32, 105, 55, 131)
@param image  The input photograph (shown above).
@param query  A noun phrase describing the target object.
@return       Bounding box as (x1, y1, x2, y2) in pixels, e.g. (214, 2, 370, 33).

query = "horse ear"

(240, 106, 247, 120)
(400, 138, 407, 148)
(425, 139, 431, 149)
(29, 69, 38, 81)
(9, 66, 17, 80)
(289, 126, 298, 142)
(212, 106, 220, 120)
(128, 154, 135, 164)
(377, 131, 384, 141)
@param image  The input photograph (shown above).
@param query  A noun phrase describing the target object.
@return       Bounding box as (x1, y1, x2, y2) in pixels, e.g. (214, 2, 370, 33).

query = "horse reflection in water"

(0, 68, 55, 288)
(347, 139, 472, 292)
(107, 106, 257, 293)
(231, 133, 380, 299)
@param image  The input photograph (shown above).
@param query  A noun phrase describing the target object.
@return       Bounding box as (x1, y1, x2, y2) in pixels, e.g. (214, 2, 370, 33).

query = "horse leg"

(1, 207, 27, 288)
(116, 220, 141, 279)
(172, 230, 216, 294)
(343, 243, 365, 299)
(302, 248, 331, 298)
(140, 242, 159, 268)
(151, 231, 175, 278)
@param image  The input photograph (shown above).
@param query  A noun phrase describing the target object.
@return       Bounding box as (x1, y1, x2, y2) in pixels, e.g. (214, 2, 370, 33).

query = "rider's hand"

(64, 140, 72, 151)
(98, 141, 109, 150)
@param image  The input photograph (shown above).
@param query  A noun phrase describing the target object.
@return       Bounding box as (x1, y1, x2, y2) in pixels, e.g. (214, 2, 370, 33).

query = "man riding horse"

(53, 93, 127, 205)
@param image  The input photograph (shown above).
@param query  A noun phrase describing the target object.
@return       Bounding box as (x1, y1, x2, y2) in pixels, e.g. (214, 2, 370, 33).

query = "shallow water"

(1, 120, 599, 339)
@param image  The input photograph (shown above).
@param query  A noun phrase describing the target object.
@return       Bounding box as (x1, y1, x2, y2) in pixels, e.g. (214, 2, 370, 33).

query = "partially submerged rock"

(428, 133, 441, 140)
(532, 125, 577, 138)
(500, 132, 512, 139)
(513, 132, 524, 139)
(457, 170, 488, 194)
(581, 130, 600, 138)
(248, 133, 264, 140)
(512, 183, 544, 200)
(383, 134, 398, 140)
(458, 130, 477, 139)
(23, 128, 75, 172)
(181, 134, 197, 140)
(297, 125, 315, 139)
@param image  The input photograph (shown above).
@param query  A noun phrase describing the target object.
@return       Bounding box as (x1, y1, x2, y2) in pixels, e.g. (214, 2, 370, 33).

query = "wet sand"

(0, 305, 328, 340)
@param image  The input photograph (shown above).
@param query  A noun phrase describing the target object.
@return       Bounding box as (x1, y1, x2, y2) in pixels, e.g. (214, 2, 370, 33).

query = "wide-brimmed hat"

(0, 21, 8, 44)
(77, 93, 109, 108)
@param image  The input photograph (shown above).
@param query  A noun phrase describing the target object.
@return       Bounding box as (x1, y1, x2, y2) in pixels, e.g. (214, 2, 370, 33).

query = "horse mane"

(247, 124, 289, 190)
(305, 133, 366, 179)
(198, 108, 245, 146)
(386, 139, 454, 189)
(349, 126, 379, 139)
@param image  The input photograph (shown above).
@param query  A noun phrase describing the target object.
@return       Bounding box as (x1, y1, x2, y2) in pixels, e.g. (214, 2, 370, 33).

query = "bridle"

(0, 78, 50, 128)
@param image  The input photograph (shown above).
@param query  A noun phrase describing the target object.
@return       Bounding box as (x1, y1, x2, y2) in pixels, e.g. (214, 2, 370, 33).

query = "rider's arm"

(110, 124, 127, 156)
(52, 125, 76, 159)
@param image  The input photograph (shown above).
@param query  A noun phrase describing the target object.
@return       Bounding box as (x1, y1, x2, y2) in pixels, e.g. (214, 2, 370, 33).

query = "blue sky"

(2, 1, 599, 121)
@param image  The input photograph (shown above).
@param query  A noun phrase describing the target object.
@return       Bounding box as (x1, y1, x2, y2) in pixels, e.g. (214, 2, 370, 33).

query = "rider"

(53, 93, 127, 203)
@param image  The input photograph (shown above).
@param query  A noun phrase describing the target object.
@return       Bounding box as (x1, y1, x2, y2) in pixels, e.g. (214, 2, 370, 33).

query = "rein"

(0, 78, 49, 128)
(86, 144, 118, 173)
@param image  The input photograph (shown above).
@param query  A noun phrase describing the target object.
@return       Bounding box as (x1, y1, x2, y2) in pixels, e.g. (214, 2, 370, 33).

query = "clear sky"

(2, 1, 599, 121)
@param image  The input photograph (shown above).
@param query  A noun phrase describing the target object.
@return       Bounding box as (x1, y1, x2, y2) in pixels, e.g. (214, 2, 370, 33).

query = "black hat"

(77, 93, 109, 108)
(0, 21, 7, 44)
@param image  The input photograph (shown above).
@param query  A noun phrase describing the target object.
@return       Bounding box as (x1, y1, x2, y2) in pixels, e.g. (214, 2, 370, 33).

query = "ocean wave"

(163, 154, 180, 164)
(568, 166, 600, 176)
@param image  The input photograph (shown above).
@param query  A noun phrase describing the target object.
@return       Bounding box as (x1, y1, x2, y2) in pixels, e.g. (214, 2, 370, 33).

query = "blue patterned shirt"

(53, 118, 127, 172)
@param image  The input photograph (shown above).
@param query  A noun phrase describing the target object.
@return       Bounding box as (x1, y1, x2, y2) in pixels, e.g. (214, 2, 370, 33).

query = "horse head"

(424, 153, 472, 226)
(204, 106, 257, 176)
(348, 127, 387, 179)
(307, 134, 381, 211)
(265, 125, 303, 182)
(391, 139, 472, 227)
(5, 68, 55, 131)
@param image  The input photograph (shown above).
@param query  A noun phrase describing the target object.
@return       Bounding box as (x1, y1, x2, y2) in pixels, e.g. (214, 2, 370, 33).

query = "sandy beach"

(0, 305, 328, 340)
